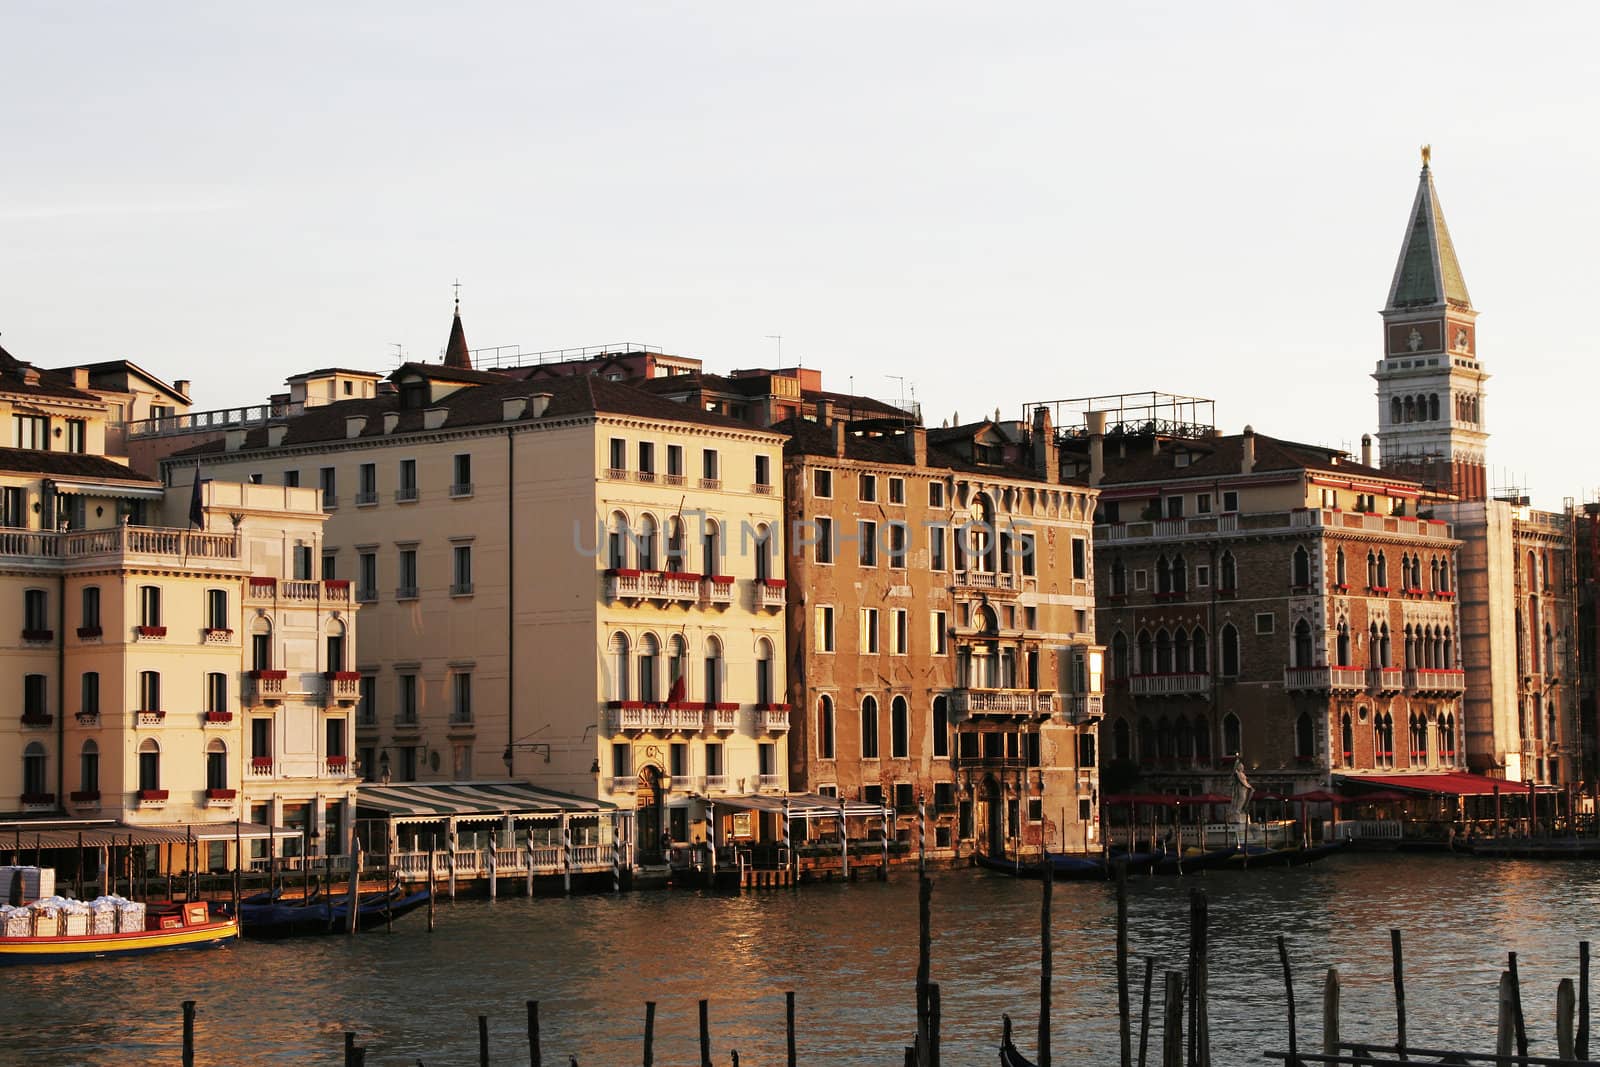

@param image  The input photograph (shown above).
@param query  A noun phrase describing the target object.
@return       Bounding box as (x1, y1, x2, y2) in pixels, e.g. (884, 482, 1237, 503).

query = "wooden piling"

(182, 1000, 196, 1067)
(427, 845, 436, 932)
(1322, 968, 1340, 1062)
(1277, 936, 1297, 1064)
(347, 844, 361, 936)
(1558, 977, 1576, 1061)
(699, 998, 712, 1067)
(1162, 971, 1185, 1067)
(528, 1000, 541, 1067)
(1497, 971, 1516, 1057)
(1138, 958, 1154, 1067)
(344, 1030, 357, 1067)
(527, 842, 536, 897)
(479, 1014, 490, 1067)
(1187, 889, 1209, 1067)
(928, 981, 941, 1067)
(1581, 940, 1591, 1059)
(785, 991, 796, 1067)
(644, 1001, 656, 1066)
(1509, 951, 1528, 1059)
(1390, 928, 1407, 1058)
(1118, 861, 1132, 1067)
(1039, 860, 1053, 1067)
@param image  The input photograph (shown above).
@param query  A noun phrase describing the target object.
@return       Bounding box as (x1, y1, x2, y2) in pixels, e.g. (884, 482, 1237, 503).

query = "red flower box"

(21, 629, 53, 642)
(205, 711, 234, 723)
(20, 793, 54, 806)
(69, 790, 100, 803)
(20, 713, 53, 727)
(326, 671, 362, 681)
(76, 626, 103, 639)
(138, 789, 169, 801)
(758, 578, 788, 588)
(755, 703, 791, 711)
(206, 788, 236, 800)
(662, 571, 700, 582)
(667, 701, 705, 710)
(714, 701, 740, 710)
(324, 579, 352, 590)
(136, 625, 167, 637)
(138, 709, 165, 721)
(203, 627, 233, 637)
(326, 756, 348, 767)
(1367, 587, 1389, 595)
(604, 567, 642, 578)
(708, 575, 735, 585)
(249, 577, 277, 590)
(251, 757, 273, 770)
(249, 669, 288, 680)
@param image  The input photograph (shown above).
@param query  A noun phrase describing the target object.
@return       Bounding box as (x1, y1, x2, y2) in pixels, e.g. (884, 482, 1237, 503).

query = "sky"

(2, 3, 1597, 509)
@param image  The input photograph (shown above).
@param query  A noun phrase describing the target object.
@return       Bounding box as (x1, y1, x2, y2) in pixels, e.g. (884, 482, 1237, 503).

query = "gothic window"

(1336, 620, 1351, 666)
(1222, 713, 1241, 757)
(1155, 629, 1173, 674)
(1136, 629, 1153, 674)
(1192, 714, 1211, 761)
(1219, 551, 1237, 592)
(1292, 619, 1314, 667)
(1391, 397, 1402, 425)
(1335, 547, 1347, 586)
(1403, 396, 1415, 423)
(1220, 624, 1240, 677)
(1174, 629, 1191, 673)
(1191, 628, 1208, 674)
(1379, 623, 1392, 668)
(1155, 555, 1171, 595)
(1402, 624, 1416, 669)
(1171, 554, 1187, 595)
(1174, 717, 1192, 762)
(1340, 712, 1354, 767)
(1137, 718, 1155, 766)
(1156, 717, 1173, 760)
(1374, 712, 1395, 769)
(1292, 546, 1311, 588)
(1111, 632, 1129, 680)
(1367, 552, 1378, 589)
(1409, 712, 1428, 764)
(1295, 712, 1314, 760)
(1376, 553, 1389, 589)
(1438, 712, 1456, 763)
(1112, 719, 1130, 762)
(1444, 626, 1454, 669)
(1428, 393, 1439, 421)
(1110, 558, 1127, 596)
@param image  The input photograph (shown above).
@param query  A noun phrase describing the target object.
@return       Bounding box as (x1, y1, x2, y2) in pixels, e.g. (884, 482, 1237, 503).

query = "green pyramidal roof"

(1386, 163, 1472, 311)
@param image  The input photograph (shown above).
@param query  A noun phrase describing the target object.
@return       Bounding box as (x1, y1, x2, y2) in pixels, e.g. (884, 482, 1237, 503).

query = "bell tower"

(1374, 147, 1489, 500)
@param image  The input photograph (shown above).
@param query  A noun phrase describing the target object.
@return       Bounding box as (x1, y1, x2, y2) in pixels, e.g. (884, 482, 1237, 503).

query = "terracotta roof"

(1093, 432, 1419, 489)
(0, 342, 102, 402)
(635, 371, 907, 420)
(50, 359, 192, 403)
(167, 371, 773, 459)
(0, 446, 158, 483)
(773, 416, 1062, 482)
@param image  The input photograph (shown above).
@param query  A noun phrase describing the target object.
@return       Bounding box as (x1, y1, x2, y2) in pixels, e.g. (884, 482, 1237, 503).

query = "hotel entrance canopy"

(355, 781, 615, 826)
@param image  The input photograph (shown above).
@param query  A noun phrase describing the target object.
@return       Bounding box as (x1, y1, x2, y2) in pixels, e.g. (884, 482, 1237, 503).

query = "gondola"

(999, 1013, 1037, 1067)
(239, 885, 430, 938)
(1285, 839, 1351, 866)
(973, 851, 1110, 881)
(1149, 845, 1239, 876)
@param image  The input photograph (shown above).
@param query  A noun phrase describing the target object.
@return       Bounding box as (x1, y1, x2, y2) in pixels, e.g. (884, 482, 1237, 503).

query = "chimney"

(1241, 425, 1256, 474)
(345, 415, 367, 439)
(833, 419, 848, 459)
(1087, 410, 1107, 487)
(71, 368, 90, 390)
(225, 428, 247, 451)
(173, 379, 191, 398)
(528, 392, 553, 418)
(268, 425, 288, 447)
(382, 412, 401, 434)
(1361, 433, 1373, 468)
(502, 397, 528, 421)
(816, 398, 834, 426)
(905, 426, 927, 467)
(1031, 406, 1058, 485)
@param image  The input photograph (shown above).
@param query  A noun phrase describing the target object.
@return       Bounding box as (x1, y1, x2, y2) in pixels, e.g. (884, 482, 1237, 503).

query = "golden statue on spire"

(1421, 144, 1431, 167)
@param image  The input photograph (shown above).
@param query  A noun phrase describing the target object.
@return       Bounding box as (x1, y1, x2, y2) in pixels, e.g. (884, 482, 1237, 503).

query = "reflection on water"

(9, 853, 1600, 1065)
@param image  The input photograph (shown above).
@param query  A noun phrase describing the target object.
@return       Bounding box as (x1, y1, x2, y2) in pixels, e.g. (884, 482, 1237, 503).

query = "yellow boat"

(0, 902, 239, 965)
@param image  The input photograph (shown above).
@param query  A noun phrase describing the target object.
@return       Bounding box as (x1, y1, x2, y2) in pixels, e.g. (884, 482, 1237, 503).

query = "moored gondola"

(998, 1013, 1037, 1067)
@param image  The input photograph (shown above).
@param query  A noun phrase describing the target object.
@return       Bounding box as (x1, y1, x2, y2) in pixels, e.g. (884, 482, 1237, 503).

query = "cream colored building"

(172, 354, 790, 860)
(0, 341, 356, 861)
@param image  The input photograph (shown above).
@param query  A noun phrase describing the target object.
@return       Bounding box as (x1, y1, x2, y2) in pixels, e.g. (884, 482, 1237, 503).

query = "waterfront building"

(0, 340, 356, 863)
(777, 404, 1104, 859)
(168, 311, 791, 862)
(1055, 393, 1465, 797)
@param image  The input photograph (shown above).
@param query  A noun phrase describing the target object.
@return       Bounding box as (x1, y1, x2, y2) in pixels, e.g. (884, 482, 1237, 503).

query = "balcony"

(1368, 668, 1405, 694)
(136, 710, 165, 726)
(248, 758, 274, 777)
(245, 670, 286, 706)
(703, 774, 728, 792)
(450, 482, 474, 498)
(607, 703, 708, 733)
(325, 672, 361, 705)
(204, 788, 237, 808)
(75, 626, 102, 641)
(604, 569, 702, 604)
(750, 482, 774, 496)
(202, 627, 234, 645)
(21, 628, 53, 644)
(20, 712, 53, 728)
(709, 706, 738, 732)
(753, 579, 787, 610)
(325, 756, 351, 777)
(1406, 669, 1466, 696)
(68, 790, 100, 807)
(247, 577, 278, 601)
(755, 704, 791, 732)
(1284, 667, 1368, 693)
(1128, 673, 1211, 698)
(204, 711, 233, 726)
(395, 486, 419, 504)
(136, 789, 168, 808)
(354, 489, 379, 507)
(133, 625, 167, 641)
(75, 711, 99, 728)
(948, 688, 1055, 720)
(395, 585, 419, 601)
(244, 578, 349, 603)
(20, 793, 55, 812)
(58, 526, 240, 564)
(700, 576, 736, 606)
(757, 774, 783, 791)
(952, 570, 1029, 596)
(610, 776, 636, 793)
(1060, 694, 1104, 724)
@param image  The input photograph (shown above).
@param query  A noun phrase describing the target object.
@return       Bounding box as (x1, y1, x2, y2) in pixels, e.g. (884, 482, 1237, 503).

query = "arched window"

(890, 696, 909, 758)
(1220, 624, 1240, 677)
(1438, 559, 1451, 594)
(138, 738, 161, 791)
(1111, 632, 1130, 680)
(1156, 717, 1173, 760)
(1439, 712, 1456, 764)
(326, 619, 346, 673)
(1403, 396, 1415, 423)
(1409, 712, 1427, 764)
(1219, 551, 1237, 592)
(1155, 555, 1172, 595)
(1136, 629, 1153, 674)
(1544, 623, 1555, 678)
(1292, 619, 1314, 667)
(1175, 628, 1192, 673)
(1110, 558, 1127, 596)
(666, 517, 687, 572)
(1192, 714, 1211, 762)
(79, 740, 99, 795)
(702, 519, 722, 576)
(1340, 712, 1354, 767)
(1376, 553, 1389, 588)
(1174, 716, 1193, 762)
(1391, 397, 1402, 425)
(1191, 628, 1208, 674)
(638, 634, 660, 703)
(1444, 626, 1454, 670)
(1428, 393, 1439, 421)
(1336, 547, 1347, 587)
(251, 616, 272, 672)
(1374, 713, 1395, 769)
(1295, 712, 1314, 760)
(21, 742, 46, 798)
(932, 695, 949, 759)
(1222, 713, 1241, 757)
(752, 523, 771, 582)
(1155, 629, 1173, 674)
(206, 738, 228, 790)
(139, 670, 161, 713)
(1367, 551, 1378, 589)
(1403, 624, 1416, 669)
(667, 635, 687, 701)
(1429, 557, 1440, 591)
(1336, 620, 1351, 666)
(1292, 545, 1311, 588)
(1171, 554, 1187, 594)
(755, 638, 773, 706)
(860, 696, 880, 759)
(1137, 718, 1155, 766)
(1379, 623, 1392, 667)
(818, 695, 836, 759)
(703, 636, 722, 706)
(636, 515, 658, 572)
(610, 632, 630, 702)
(1113, 719, 1131, 762)
(607, 511, 630, 570)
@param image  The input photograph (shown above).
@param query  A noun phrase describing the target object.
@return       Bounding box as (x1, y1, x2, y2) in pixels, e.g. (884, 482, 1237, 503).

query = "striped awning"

(355, 781, 616, 823)
(709, 793, 891, 820)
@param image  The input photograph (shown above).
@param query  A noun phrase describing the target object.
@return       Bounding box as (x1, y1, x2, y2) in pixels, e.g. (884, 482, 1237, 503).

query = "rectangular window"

(894, 782, 914, 811)
(669, 742, 688, 780)
(609, 438, 627, 473)
(1166, 496, 1184, 519)
(12, 414, 48, 450)
(139, 585, 162, 627)
(452, 545, 473, 594)
(1073, 608, 1086, 634)
(859, 520, 878, 567)
(929, 526, 947, 571)
(891, 610, 909, 655)
(322, 552, 336, 581)
(398, 675, 418, 724)
(205, 672, 227, 713)
(358, 746, 376, 783)
(319, 467, 337, 508)
(357, 677, 376, 724)
(887, 522, 907, 569)
(758, 742, 776, 777)
(293, 544, 313, 580)
(814, 517, 834, 564)
(139, 670, 161, 712)
(1196, 564, 1210, 587)
(23, 673, 47, 720)
(754, 454, 770, 487)
(666, 445, 684, 478)
(395, 459, 418, 503)
(1071, 537, 1086, 580)
(358, 552, 377, 602)
(1, 486, 26, 528)
(611, 742, 631, 779)
(858, 474, 877, 502)
(451, 673, 472, 723)
(701, 449, 719, 483)
(813, 469, 833, 498)
(1025, 606, 1038, 631)
(888, 477, 904, 505)
(1134, 569, 1148, 591)
(638, 442, 655, 475)
(399, 746, 418, 782)
(248, 473, 263, 485)
(23, 588, 48, 634)
(705, 742, 724, 778)
(863, 784, 883, 805)
(398, 548, 418, 599)
(860, 608, 880, 654)
(80, 672, 99, 716)
(452, 453, 472, 495)
(206, 589, 228, 630)
(816, 606, 835, 653)
(65, 419, 86, 454)
(1255, 613, 1275, 635)
(931, 611, 948, 655)
(929, 482, 945, 508)
(1196, 493, 1212, 514)
(1222, 490, 1239, 512)
(284, 469, 300, 488)
(326, 717, 345, 759)
(357, 463, 376, 505)
(1028, 798, 1044, 823)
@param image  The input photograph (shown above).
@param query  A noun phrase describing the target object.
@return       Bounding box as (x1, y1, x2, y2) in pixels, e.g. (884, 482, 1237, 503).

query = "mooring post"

(528, 1000, 541, 1067)
(489, 831, 498, 901)
(1138, 957, 1154, 1067)
(1581, 940, 1591, 1059)
(1559, 978, 1577, 1061)
(785, 991, 796, 1067)
(1039, 859, 1053, 1067)
(1162, 971, 1185, 1067)
(427, 842, 436, 933)
(1277, 936, 1298, 1065)
(1497, 971, 1516, 1057)
(917, 876, 932, 1059)
(1391, 928, 1407, 1058)
(1191, 889, 1210, 1067)
(479, 1014, 490, 1067)
(1509, 951, 1529, 1060)
(928, 981, 942, 1067)
(644, 1001, 656, 1066)
(699, 998, 712, 1067)
(182, 1000, 196, 1067)
(1118, 861, 1132, 1067)
(347, 842, 361, 936)
(612, 821, 621, 894)
(1322, 968, 1340, 1062)
(526, 840, 536, 897)
(344, 1030, 357, 1067)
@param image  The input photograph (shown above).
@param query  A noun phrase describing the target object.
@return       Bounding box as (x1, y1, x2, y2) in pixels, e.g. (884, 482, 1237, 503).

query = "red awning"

(1290, 790, 1348, 804)
(1337, 773, 1554, 796)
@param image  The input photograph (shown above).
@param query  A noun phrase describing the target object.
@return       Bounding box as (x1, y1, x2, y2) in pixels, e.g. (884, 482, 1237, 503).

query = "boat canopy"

(355, 781, 616, 825)
(709, 793, 890, 820)
(1336, 772, 1559, 796)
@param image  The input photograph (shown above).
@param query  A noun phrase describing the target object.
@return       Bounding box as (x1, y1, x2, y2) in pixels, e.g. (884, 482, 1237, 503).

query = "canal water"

(8, 853, 1600, 1065)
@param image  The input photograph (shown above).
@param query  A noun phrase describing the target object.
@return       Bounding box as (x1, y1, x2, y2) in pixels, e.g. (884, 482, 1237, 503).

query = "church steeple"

(1373, 148, 1490, 501)
(443, 291, 472, 370)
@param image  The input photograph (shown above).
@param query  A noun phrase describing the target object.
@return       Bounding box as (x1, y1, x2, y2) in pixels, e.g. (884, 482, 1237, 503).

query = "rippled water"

(9, 853, 1600, 1065)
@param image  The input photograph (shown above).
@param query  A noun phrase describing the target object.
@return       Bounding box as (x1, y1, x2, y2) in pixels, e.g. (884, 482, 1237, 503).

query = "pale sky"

(3, 3, 1596, 509)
